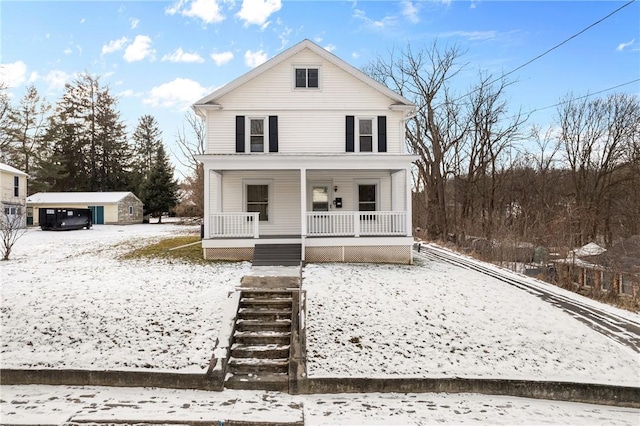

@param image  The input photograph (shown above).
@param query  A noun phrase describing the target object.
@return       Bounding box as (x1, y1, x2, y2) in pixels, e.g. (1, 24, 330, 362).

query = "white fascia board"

(196, 153, 418, 171)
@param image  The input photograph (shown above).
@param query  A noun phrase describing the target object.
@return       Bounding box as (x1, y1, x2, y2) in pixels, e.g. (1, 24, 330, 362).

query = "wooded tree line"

(0, 73, 183, 219)
(366, 43, 640, 249)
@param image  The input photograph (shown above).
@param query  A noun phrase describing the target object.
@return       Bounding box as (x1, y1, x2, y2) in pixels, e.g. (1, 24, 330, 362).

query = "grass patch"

(121, 235, 209, 264)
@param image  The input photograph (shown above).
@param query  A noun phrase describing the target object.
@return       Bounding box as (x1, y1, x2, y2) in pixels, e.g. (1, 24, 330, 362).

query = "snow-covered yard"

(303, 260, 640, 386)
(1, 224, 250, 371)
(1, 224, 639, 388)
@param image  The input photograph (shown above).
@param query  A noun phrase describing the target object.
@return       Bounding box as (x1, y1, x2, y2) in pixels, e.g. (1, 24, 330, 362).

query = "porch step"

(225, 372, 289, 391)
(253, 244, 301, 266)
(225, 289, 294, 392)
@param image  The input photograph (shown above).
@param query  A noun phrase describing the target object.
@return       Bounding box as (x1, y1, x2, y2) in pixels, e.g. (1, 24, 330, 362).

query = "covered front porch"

(198, 154, 417, 264)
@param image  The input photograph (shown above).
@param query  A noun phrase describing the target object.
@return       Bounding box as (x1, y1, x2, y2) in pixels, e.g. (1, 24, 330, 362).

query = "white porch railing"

(206, 211, 407, 239)
(209, 212, 259, 238)
(307, 211, 406, 237)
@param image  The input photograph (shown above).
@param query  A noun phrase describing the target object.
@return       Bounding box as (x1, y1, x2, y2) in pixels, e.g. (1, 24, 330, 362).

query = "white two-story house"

(0, 163, 28, 227)
(194, 39, 417, 264)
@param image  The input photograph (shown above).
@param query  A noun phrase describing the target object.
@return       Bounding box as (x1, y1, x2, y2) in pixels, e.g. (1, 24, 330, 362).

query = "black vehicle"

(39, 208, 92, 231)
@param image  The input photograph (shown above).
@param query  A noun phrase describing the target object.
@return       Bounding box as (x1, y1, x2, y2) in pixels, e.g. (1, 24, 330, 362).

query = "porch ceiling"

(196, 153, 418, 171)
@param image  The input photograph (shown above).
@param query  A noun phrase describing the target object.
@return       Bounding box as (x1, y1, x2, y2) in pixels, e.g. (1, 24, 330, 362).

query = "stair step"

(236, 319, 291, 332)
(225, 372, 289, 391)
(238, 308, 292, 321)
(228, 357, 289, 374)
(240, 299, 292, 309)
(231, 343, 290, 359)
(233, 331, 291, 345)
(241, 290, 293, 299)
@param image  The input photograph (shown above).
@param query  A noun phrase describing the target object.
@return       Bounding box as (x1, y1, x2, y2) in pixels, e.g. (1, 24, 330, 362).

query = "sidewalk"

(2, 385, 639, 425)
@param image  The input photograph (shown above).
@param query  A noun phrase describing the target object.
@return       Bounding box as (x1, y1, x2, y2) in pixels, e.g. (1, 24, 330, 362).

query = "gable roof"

(193, 39, 414, 109)
(0, 163, 28, 176)
(27, 192, 139, 204)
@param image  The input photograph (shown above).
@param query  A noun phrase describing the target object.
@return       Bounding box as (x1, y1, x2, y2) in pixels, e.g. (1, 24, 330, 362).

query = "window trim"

(13, 176, 19, 197)
(243, 179, 273, 223)
(245, 117, 269, 153)
(292, 64, 322, 90)
(356, 117, 377, 153)
(128, 205, 134, 215)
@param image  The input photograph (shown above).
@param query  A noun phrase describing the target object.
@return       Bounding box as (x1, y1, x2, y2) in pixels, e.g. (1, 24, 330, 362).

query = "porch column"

(300, 167, 307, 261)
(203, 166, 211, 238)
(405, 166, 413, 237)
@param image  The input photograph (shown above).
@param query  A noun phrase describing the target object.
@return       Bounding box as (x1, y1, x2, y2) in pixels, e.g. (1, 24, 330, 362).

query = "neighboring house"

(194, 39, 418, 264)
(27, 192, 143, 225)
(553, 239, 640, 296)
(0, 163, 28, 227)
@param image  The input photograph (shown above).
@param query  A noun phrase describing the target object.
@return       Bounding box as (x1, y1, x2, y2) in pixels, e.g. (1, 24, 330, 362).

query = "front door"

(308, 183, 331, 234)
(88, 206, 104, 224)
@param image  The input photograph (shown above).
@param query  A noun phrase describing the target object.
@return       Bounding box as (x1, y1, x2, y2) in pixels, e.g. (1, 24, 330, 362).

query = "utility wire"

(515, 78, 640, 118)
(446, 0, 637, 105)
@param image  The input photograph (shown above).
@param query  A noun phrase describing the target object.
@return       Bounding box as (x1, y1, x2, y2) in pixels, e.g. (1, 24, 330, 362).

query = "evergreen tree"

(41, 72, 132, 191)
(4, 85, 50, 176)
(142, 144, 179, 223)
(131, 114, 162, 197)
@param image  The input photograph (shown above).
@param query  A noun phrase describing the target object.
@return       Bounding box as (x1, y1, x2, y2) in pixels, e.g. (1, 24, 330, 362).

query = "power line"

(498, 0, 636, 84)
(445, 0, 636, 105)
(516, 78, 640, 118)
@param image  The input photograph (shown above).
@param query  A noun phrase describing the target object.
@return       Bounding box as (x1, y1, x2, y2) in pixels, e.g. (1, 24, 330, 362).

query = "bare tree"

(458, 73, 527, 239)
(365, 43, 468, 240)
(556, 93, 640, 245)
(174, 110, 206, 217)
(0, 208, 26, 261)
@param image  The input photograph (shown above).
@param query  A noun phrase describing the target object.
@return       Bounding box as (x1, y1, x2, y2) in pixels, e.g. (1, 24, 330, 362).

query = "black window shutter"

(377, 116, 387, 152)
(235, 116, 245, 153)
(346, 116, 355, 152)
(268, 116, 278, 152)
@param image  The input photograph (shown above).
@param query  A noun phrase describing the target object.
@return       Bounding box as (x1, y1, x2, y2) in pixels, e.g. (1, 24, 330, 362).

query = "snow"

(26, 191, 135, 204)
(1, 224, 640, 423)
(2, 385, 639, 425)
(1, 224, 250, 371)
(302, 259, 640, 386)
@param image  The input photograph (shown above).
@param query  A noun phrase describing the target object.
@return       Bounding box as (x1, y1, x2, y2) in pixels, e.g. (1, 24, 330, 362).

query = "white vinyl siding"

(306, 170, 392, 211)
(207, 109, 403, 154)
(204, 48, 405, 155)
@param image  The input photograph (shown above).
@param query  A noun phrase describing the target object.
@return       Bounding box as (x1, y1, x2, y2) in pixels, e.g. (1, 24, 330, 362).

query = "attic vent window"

(295, 68, 319, 88)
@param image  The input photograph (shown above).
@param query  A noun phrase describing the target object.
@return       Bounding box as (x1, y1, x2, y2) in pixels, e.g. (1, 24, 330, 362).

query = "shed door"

(88, 206, 104, 224)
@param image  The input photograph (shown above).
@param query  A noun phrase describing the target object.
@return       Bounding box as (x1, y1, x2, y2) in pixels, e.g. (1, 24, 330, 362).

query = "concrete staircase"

(252, 243, 302, 266)
(225, 289, 293, 391)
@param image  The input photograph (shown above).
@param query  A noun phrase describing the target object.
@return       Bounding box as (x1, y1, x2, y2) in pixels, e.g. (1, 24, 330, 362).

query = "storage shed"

(27, 192, 143, 225)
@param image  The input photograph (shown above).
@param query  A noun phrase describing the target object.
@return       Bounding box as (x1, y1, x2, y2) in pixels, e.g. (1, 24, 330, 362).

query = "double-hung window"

(250, 118, 265, 152)
(246, 184, 270, 221)
(294, 67, 319, 88)
(359, 119, 373, 152)
(13, 176, 19, 197)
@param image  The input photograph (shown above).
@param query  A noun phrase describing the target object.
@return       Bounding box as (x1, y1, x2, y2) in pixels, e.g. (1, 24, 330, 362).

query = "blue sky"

(1, 0, 638, 173)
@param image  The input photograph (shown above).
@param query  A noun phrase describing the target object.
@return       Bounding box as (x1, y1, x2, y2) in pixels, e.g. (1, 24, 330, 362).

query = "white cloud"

(244, 49, 267, 68)
(43, 70, 69, 91)
(123, 35, 155, 62)
(0, 61, 27, 88)
(616, 39, 636, 52)
(353, 8, 397, 30)
(102, 37, 129, 55)
(401, 1, 420, 23)
(130, 18, 140, 29)
(28, 71, 39, 83)
(162, 48, 205, 63)
(236, 0, 281, 27)
(64, 48, 73, 55)
(166, 0, 224, 24)
(439, 30, 497, 41)
(118, 89, 143, 98)
(210, 51, 234, 66)
(143, 77, 209, 109)
(324, 44, 336, 53)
